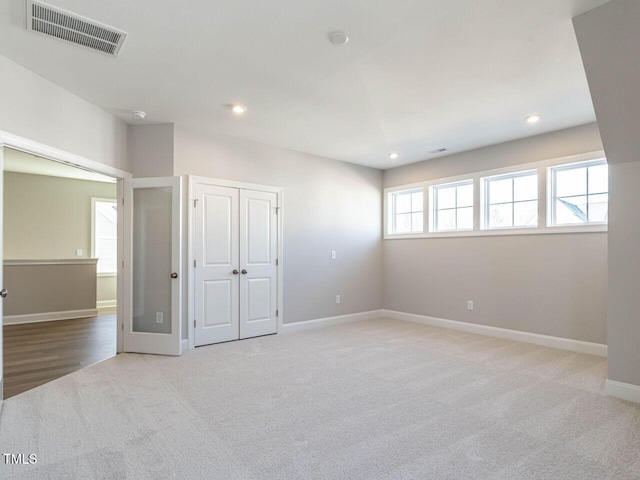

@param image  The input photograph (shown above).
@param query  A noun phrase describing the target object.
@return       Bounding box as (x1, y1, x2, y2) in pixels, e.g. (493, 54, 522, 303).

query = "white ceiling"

(4, 148, 116, 183)
(0, 0, 609, 169)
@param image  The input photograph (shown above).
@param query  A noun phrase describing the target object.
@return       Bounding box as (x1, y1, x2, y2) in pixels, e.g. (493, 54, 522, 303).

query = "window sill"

(384, 224, 607, 240)
(97, 272, 117, 277)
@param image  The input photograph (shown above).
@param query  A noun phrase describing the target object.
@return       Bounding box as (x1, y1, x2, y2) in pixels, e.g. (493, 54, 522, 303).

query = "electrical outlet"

(155, 312, 164, 324)
(331, 250, 337, 260)
(336, 295, 341, 304)
(76, 249, 83, 257)
(467, 301, 474, 310)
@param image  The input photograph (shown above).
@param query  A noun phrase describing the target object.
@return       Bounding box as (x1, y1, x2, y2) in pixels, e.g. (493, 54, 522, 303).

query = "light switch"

(331, 250, 337, 260)
(76, 249, 83, 257)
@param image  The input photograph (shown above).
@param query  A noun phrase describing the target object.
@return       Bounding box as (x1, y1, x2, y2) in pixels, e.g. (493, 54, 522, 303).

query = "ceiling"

(0, 0, 609, 169)
(4, 148, 116, 183)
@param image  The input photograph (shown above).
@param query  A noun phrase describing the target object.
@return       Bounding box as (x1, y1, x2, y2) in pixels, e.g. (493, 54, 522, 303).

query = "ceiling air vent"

(26, 0, 126, 56)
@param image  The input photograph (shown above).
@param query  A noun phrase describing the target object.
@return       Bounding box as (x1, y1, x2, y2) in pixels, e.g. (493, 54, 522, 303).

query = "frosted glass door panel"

(132, 187, 172, 334)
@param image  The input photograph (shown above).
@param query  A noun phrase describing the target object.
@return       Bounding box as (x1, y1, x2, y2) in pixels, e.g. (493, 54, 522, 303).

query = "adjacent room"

(1, 0, 640, 478)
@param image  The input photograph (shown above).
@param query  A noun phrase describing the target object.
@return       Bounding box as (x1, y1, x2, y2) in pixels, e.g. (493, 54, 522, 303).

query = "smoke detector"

(26, 0, 127, 56)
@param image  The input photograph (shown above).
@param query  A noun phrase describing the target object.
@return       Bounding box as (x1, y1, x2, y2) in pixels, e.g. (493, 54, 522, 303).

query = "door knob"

(233, 269, 239, 275)
(170, 272, 178, 279)
(241, 269, 248, 274)
(0, 288, 7, 298)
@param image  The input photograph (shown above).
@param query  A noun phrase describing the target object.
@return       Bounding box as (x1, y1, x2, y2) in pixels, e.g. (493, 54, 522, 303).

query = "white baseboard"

(382, 310, 608, 358)
(4, 309, 99, 325)
(97, 300, 117, 314)
(606, 380, 640, 404)
(281, 310, 384, 334)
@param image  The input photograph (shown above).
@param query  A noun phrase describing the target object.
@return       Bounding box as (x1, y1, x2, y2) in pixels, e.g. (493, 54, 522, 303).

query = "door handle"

(0, 288, 7, 298)
(170, 272, 178, 279)
(241, 269, 248, 274)
(233, 269, 239, 275)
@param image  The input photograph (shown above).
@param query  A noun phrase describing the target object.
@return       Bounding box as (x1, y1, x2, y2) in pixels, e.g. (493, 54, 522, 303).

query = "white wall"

(0, 55, 129, 172)
(173, 124, 383, 325)
(383, 123, 607, 344)
(574, 0, 640, 388)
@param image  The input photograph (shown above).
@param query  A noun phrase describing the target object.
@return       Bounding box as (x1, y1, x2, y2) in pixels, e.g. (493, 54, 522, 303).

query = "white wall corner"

(181, 339, 189, 354)
(606, 380, 640, 404)
(280, 310, 384, 334)
(381, 310, 608, 358)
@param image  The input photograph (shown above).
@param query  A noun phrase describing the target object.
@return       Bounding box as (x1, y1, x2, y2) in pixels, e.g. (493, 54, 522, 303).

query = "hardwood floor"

(3, 314, 117, 399)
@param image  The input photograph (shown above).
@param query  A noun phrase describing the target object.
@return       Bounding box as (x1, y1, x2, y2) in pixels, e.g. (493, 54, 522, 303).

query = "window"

(483, 171, 538, 229)
(389, 188, 423, 234)
(550, 160, 608, 226)
(92, 199, 117, 275)
(431, 180, 473, 232)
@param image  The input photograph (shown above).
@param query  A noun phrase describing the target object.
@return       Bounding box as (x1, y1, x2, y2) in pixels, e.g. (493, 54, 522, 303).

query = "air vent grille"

(26, 0, 126, 56)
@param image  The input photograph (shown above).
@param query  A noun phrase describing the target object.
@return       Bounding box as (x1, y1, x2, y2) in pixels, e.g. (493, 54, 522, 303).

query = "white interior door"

(0, 146, 4, 410)
(123, 177, 182, 355)
(239, 190, 278, 339)
(194, 185, 240, 346)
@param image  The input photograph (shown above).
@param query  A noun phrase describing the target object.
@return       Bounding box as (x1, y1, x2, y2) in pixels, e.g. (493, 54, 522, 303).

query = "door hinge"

(193, 199, 199, 208)
(276, 207, 281, 215)
(276, 309, 279, 317)
(121, 323, 124, 331)
(122, 197, 124, 206)
(193, 259, 196, 268)
(194, 319, 196, 328)
(276, 258, 279, 266)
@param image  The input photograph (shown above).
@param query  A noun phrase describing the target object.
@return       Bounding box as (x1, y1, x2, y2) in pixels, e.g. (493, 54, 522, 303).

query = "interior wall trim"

(605, 379, 640, 404)
(382, 309, 608, 357)
(4, 308, 99, 325)
(280, 310, 384, 334)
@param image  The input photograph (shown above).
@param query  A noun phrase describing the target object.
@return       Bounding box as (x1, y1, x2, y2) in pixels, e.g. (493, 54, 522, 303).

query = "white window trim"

(388, 187, 424, 234)
(548, 158, 608, 228)
(383, 150, 607, 240)
(481, 169, 538, 231)
(430, 179, 473, 233)
(91, 197, 118, 276)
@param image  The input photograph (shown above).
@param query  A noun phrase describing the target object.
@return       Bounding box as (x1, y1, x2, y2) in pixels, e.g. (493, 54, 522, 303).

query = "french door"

(123, 177, 182, 355)
(194, 184, 278, 346)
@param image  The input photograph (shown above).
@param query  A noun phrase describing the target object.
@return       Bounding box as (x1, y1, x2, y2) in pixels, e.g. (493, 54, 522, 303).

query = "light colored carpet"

(1, 317, 639, 479)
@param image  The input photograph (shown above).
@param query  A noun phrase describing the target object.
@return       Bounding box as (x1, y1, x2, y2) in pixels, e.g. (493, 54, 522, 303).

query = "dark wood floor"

(3, 315, 117, 399)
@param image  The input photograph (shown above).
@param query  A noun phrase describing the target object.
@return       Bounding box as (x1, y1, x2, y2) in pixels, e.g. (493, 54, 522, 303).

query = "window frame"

(383, 150, 607, 240)
(386, 187, 425, 236)
(481, 169, 538, 230)
(548, 158, 608, 227)
(430, 179, 474, 233)
(91, 197, 118, 276)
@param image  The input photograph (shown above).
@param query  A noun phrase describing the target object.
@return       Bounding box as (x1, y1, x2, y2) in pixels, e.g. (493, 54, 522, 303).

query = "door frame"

(0, 131, 131, 360)
(187, 176, 283, 349)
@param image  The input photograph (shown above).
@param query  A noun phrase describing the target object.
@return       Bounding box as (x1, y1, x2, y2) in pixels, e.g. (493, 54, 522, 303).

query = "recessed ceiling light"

(525, 114, 542, 124)
(388, 152, 399, 160)
(328, 31, 349, 45)
(132, 110, 146, 119)
(231, 105, 247, 114)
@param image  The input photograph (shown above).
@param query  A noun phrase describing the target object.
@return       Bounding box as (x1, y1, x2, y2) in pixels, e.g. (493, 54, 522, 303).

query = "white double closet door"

(194, 184, 278, 346)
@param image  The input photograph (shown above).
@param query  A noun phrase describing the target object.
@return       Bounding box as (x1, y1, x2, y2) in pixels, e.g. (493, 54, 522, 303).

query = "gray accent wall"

(173, 124, 383, 325)
(4, 171, 117, 306)
(574, 0, 640, 386)
(383, 123, 607, 344)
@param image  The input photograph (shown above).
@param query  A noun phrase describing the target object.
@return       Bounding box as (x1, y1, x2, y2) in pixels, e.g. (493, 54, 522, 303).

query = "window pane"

(514, 174, 537, 202)
(588, 193, 608, 222)
(488, 178, 512, 205)
(437, 209, 456, 231)
(457, 207, 473, 230)
(588, 164, 608, 194)
(457, 183, 473, 208)
(395, 193, 411, 214)
(395, 213, 412, 233)
(489, 203, 513, 228)
(411, 192, 423, 212)
(437, 186, 456, 209)
(556, 167, 586, 197)
(411, 212, 423, 232)
(513, 200, 538, 227)
(555, 196, 587, 224)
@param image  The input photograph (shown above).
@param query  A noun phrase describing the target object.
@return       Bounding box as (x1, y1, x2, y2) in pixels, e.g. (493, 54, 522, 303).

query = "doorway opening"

(2, 147, 118, 398)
